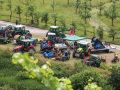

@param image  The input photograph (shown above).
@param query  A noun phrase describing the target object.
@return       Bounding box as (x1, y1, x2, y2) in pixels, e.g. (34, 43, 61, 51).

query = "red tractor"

(13, 39, 36, 53)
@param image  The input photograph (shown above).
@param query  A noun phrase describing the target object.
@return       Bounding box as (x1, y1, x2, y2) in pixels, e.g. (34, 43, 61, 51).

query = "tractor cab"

(14, 25, 25, 31)
(47, 26, 66, 38)
(21, 39, 33, 50)
(77, 42, 90, 51)
(49, 26, 60, 32)
(73, 42, 91, 59)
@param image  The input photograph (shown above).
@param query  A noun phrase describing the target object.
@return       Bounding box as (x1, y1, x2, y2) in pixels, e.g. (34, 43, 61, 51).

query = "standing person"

(13, 39, 16, 47)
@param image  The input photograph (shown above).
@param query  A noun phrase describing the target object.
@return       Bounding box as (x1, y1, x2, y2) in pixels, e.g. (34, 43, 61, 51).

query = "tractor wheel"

(87, 50, 91, 56)
(81, 53, 85, 59)
(96, 63, 100, 68)
(73, 51, 76, 58)
(28, 48, 36, 53)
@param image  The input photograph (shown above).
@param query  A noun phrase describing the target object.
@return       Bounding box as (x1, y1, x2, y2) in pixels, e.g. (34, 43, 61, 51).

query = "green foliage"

(16, 71, 29, 80)
(28, 3, 36, 24)
(71, 20, 76, 29)
(12, 53, 73, 90)
(108, 26, 118, 41)
(84, 77, 102, 90)
(108, 66, 120, 90)
(52, 13, 58, 26)
(100, 62, 109, 70)
(97, 24, 104, 39)
(59, 17, 66, 27)
(41, 11, 49, 26)
(34, 11, 41, 25)
(104, 1, 118, 26)
(70, 70, 102, 90)
(6, 0, 12, 19)
(14, 4, 22, 21)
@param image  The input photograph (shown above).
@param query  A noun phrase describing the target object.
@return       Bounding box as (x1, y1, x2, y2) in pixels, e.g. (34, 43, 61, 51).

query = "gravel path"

(0, 20, 120, 50)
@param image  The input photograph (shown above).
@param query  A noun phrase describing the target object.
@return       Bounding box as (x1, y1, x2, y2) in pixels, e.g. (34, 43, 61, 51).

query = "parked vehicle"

(91, 37, 116, 53)
(44, 33, 63, 45)
(73, 42, 91, 59)
(111, 54, 119, 63)
(11, 25, 32, 38)
(46, 26, 66, 38)
(13, 39, 36, 53)
(82, 54, 102, 67)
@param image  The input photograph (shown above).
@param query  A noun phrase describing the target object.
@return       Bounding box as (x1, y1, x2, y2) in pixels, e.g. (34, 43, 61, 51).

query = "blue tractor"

(91, 37, 105, 49)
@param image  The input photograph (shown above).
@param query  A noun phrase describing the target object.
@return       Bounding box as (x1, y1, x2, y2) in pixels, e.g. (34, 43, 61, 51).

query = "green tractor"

(12, 25, 32, 38)
(82, 54, 102, 67)
(73, 42, 91, 59)
(13, 39, 36, 53)
(46, 26, 66, 38)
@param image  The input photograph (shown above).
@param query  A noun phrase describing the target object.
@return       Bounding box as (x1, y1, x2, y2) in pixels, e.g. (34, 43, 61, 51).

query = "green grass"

(0, 0, 117, 43)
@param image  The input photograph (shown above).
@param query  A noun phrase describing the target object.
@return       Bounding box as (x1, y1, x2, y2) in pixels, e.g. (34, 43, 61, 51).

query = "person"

(13, 39, 16, 47)
(67, 48, 71, 58)
(74, 41, 77, 49)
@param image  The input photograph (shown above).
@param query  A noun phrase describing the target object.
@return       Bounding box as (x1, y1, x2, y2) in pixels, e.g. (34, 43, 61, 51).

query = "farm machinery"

(82, 54, 102, 67)
(91, 37, 116, 53)
(46, 26, 66, 38)
(44, 33, 63, 45)
(73, 42, 91, 59)
(13, 39, 36, 53)
(11, 25, 32, 38)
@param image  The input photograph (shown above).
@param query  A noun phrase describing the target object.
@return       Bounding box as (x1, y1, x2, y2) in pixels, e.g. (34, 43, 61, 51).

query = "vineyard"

(0, 0, 120, 90)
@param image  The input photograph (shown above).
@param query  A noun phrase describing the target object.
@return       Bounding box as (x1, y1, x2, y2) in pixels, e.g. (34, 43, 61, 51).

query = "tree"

(41, 12, 49, 26)
(92, 26, 96, 37)
(108, 66, 120, 90)
(0, 0, 4, 10)
(68, 0, 69, 5)
(80, 22, 89, 35)
(28, 3, 36, 24)
(108, 26, 118, 41)
(80, 1, 91, 35)
(52, 13, 58, 26)
(89, 0, 92, 7)
(97, 24, 104, 39)
(15, 4, 22, 21)
(6, 0, 12, 19)
(98, 1, 104, 16)
(76, 0, 81, 14)
(71, 20, 77, 29)
(34, 11, 41, 25)
(104, 1, 118, 26)
(59, 17, 66, 27)
(51, 0, 55, 11)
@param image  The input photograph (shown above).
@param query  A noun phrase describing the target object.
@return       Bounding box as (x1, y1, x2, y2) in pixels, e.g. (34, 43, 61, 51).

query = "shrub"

(70, 70, 109, 90)
(108, 66, 120, 90)
(16, 71, 29, 80)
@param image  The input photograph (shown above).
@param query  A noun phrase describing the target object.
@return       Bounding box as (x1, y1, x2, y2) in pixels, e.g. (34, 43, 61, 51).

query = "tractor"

(44, 33, 63, 45)
(82, 54, 102, 67)
(73, 42, 91, 59)
(13, 39, 36, 53)
(46, 26, 66, 38)
(11, 25, 32, 38)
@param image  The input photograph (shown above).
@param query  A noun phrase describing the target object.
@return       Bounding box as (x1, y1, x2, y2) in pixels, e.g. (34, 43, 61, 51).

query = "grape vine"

(12, 53, 73, 90)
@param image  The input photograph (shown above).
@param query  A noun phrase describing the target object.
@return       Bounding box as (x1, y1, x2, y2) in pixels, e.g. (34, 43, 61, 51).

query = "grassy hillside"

(0, 0, 120, 44)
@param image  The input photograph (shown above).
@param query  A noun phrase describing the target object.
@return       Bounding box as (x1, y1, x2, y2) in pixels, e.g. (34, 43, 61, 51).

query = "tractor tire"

(73, 51, 76, 58)
(28, 48, 36, 53)
(87, 49, 91, 56)
(96, 63, 100, 68)
(81, 53, 85, 59)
